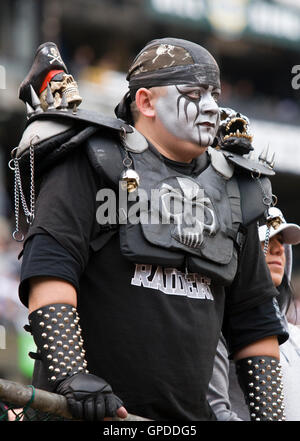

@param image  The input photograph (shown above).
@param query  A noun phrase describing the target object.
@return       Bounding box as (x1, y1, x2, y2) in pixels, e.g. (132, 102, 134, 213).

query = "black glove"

(28, 304, 125, 421)
(56, 373, 124, 421)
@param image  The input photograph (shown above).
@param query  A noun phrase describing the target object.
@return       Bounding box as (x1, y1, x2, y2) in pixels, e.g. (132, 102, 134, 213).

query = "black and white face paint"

(155, 84, 220, 147)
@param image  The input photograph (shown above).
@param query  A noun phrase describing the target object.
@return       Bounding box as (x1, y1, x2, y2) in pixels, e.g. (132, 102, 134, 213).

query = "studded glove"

(28, 303, 124, 420)
(236, 356, 286, 421)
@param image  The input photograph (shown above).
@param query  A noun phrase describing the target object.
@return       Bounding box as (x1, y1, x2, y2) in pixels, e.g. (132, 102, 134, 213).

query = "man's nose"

(202, 92, 219, 115)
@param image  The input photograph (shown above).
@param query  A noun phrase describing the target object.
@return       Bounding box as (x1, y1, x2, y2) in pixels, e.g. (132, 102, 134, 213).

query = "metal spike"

(268, 152, 275, 169)
(26, 102, 35, 119)
(29, 85, 43, 113)
(59, 92, 68, 111)
(258, 147, 267, 163)
(46, 83, 55, 109)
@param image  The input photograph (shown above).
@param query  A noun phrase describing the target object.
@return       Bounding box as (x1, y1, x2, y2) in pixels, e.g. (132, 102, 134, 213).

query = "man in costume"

(12, 39, 288, 421)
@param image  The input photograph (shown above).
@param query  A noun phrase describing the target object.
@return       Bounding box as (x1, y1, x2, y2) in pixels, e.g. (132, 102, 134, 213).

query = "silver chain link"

(10, 136, 37, 242)
(251, 172, 274, 256)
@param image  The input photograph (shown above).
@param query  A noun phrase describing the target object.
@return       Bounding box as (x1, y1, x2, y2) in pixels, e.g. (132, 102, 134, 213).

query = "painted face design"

(155, 84, 220, 147)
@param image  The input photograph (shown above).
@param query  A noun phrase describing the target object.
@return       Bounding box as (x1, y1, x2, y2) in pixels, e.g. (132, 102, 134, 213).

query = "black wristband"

(236, 356, 286, 421)
(28, 304, 88, 385)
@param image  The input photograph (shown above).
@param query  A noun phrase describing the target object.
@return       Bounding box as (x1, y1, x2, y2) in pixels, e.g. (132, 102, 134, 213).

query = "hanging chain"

(251, 171, 277, 256)
(10, 135, 38, 242)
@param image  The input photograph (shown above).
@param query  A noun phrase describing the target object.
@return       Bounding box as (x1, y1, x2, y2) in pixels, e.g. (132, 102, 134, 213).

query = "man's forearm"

(233, 336, 280, 361)
(28, 276, 77, 313)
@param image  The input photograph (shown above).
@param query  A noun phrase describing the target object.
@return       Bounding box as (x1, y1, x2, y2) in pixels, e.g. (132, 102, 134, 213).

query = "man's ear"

(135, 88, 156, 118)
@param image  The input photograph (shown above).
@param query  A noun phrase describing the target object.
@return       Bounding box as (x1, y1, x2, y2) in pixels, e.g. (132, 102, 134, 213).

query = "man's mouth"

(268, 260, 283, 267)
(199, 121, 215, 128)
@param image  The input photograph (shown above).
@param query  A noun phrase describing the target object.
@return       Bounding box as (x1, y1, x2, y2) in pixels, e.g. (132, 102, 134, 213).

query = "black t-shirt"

(19, 147, 287, 421)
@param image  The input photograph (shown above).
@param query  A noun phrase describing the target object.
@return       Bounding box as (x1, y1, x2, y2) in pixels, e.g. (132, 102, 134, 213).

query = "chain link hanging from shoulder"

(8, 135, 38, 242)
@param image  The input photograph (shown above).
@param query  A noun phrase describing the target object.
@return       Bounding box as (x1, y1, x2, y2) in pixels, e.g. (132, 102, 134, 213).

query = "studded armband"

(236, 356, 285, 421)
(28, 304, 88, 385)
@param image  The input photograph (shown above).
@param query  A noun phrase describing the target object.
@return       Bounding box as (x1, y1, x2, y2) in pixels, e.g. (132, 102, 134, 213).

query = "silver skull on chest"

(159, 177, 217, 248)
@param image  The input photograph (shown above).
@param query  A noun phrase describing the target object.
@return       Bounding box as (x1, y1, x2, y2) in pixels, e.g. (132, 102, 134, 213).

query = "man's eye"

(185, 90, 201, 100)
(212, 92, 220, 102)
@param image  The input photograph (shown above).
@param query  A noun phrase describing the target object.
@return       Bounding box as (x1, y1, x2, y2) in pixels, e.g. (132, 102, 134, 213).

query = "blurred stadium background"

(0, 0, 299, 385)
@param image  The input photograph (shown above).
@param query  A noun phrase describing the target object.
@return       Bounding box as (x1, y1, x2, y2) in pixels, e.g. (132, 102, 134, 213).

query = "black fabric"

(19, 146, 287, 421)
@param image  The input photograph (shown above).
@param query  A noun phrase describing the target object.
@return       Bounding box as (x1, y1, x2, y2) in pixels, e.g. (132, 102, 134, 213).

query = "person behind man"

(15, 38, 288, 421)
(208, 207, 300, 421)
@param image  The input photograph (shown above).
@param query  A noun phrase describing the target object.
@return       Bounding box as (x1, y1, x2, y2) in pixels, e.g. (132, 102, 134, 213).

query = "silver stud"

(44, 314, 50, 320)
(64, 317, 69, 323)
(271, 359, 276, 365)
(83, 362, 87, 368)
(78, 367, 84, 372)
(67, 366, 72, 372)
(267, 386, 272, 391)
(76, 331, 81, 336)
(71, 361, 77, 367)
(57, 340, 63, 346)
(54, 330, 60, 336)
(64, 356, 70, 362)
(66, 329, 71, 334)
(249, 393, 254, 398)
(251, 413, 256, 418)
(248, 370, 253, 376)
(255, 376, 260, 381)
(69, 340, 74, 346)
(43, 344, 49, 350)
(47, 354, 52, 360)
(58, 351, 64, 358)
(46, 325, 52, 331)
(60, 362, 66, 367)
(255, 396, 260, 401)
(75, 345, 80, 351)
(61, 306, 67, 311)
(54, 368, 60, 374)
(262, 401, 267, 407)
(267, 397, 272, 402)
(79, 341, 83, 347)
(70, 324, 75, 329)
(62, 334, 68, 340)
(255, 386, 260, 391)
(37, 310, 43, 316)
(266, 375, 271, 381)
(42, 333, 47, 339)
(68, 312, 73, 317)
(48, 336, 54, 342)
(63, 345, 69, 351)
(73, 335, 78, 341)
(76, 356, 81, 362)
(57, 312, 62, 318)
(72, 308, 76, 313)
(62, 372, 67, 377)
(255, 418, 260, 421)
(53, 358, 58, 363)
(254, 406, 259, 411)
(254, 364, 259, 369)
(69, 350, 74, 356)
(49, 366, 54, 371)
(266, 365, 271, 370)
(39, 322, 45, 327)
(50, 376, 56, 381)
(50, 345, 56, 352)
(260, 380, 266, 386)
(247, 359, 253, 365)
(59, 323, 64, 329)
(49, 306, 55, 312)
(260, 369, 265, 374)
(262, 391, 267, 397)
(262, 412, 267, 417)
(51, 318, 58, 324)
(259, 359, 265, 364)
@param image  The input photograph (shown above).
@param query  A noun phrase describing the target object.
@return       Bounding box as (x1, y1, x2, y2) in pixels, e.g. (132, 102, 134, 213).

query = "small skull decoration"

(120, 169, 140, 193)
(39, 72, 82, 110)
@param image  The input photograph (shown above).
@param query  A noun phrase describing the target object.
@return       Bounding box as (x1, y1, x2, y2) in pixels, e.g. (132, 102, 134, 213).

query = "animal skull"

(160, 177, 217, 248)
